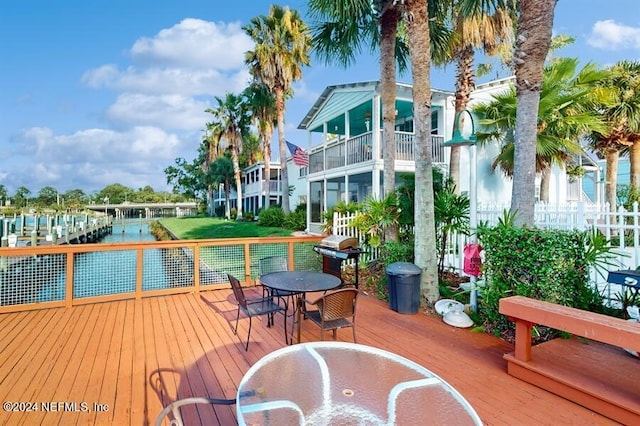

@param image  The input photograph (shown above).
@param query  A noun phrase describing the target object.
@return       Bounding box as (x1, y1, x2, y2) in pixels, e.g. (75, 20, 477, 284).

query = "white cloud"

(588, 19, 640, 50)
(130, 19, 253, 70)
(10, 126, 189, 191)
(82, 65, 250, 96)
(106, 93, 212, 130)
(6, 18, 258, 193)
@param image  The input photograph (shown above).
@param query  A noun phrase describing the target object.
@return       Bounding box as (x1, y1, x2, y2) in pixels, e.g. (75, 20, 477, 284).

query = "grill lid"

(320, 235, 359, 250)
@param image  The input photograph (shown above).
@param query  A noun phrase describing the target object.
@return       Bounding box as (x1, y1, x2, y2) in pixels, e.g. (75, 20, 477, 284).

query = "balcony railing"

(243, 180, 282, 195)
(0, 236, 323, 313)
(308, 131, 445, 174)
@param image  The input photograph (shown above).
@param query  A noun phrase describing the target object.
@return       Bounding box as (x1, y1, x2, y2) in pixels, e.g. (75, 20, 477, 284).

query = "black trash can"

(386, 262, 422, 314)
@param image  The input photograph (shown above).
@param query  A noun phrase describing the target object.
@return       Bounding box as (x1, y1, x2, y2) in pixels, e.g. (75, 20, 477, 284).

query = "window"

(310, 181, 324, 223)
(431, 109, 439, 134)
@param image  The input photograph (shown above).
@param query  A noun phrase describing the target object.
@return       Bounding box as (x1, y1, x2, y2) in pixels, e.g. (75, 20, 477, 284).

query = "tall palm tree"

(589, 61, 640, 209)
(445, 0, 516, 192)
(207, 155, 235, 219)
(510, 0, 557, 226)
(405, 0, 440, 304)
(202, 121, 224, 215)
(244, 5, 311, 214)
(243, 83, 277, 210)
(309, 0, 402, 242)
(308, 0, 450, 242)
(206, 92, 250, 219)
(475, 58, 608, 202)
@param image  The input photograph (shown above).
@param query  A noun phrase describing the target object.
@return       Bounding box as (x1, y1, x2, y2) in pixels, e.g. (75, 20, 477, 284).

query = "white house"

(295, 78, 598, 234)
(211, 159, 307, 216)
(213, 77, 601, 225)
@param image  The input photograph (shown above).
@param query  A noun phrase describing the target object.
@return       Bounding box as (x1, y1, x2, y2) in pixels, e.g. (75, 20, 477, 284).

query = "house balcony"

(307, 131, 446, 175)
(243, 180, 283, 196)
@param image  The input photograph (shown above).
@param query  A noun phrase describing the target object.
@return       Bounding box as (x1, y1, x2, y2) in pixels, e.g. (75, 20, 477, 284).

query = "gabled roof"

(297, 80, 453, 131)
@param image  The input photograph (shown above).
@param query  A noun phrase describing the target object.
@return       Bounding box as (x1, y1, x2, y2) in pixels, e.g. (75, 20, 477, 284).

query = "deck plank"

(0, 290, 622, 426)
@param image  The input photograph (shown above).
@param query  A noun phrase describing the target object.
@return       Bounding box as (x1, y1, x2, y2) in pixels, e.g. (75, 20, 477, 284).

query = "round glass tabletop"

(259, 271, 341, 293)
(236, 342, 482, 425)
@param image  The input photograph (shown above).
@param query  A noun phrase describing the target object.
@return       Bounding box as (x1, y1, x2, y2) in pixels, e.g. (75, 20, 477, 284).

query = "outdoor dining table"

(236, 341, 483, 426)
(260, 270, 341, 344)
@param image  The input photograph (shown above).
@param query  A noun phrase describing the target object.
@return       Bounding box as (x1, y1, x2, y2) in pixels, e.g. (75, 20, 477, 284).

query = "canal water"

(21, 219, 169, 304)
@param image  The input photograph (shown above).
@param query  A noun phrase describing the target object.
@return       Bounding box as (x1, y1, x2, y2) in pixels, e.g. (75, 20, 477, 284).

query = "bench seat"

(499, 296, 640, 424)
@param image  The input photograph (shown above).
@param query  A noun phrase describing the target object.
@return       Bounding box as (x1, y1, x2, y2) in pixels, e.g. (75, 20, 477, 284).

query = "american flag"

(286, 141, 309, 167)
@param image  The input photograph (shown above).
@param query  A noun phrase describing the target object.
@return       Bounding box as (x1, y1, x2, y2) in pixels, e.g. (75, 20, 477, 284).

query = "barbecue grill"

(313, 235, 363, 288)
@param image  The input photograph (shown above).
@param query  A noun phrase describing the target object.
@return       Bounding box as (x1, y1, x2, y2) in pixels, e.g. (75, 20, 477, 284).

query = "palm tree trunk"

(406, 0, 439, 304)
(630, 142, 640, 190)
(539, 168, 551, 203)
(224, 182, 231, 220)
(449, 45, 475, 193)
(262, 124, 272, 210)
(275, 86, 290, 214)
(511, 0, 556, 226)
(381, 7, 400, 243)
(231, 140, 243, 219)
(605, 149, 619, 212)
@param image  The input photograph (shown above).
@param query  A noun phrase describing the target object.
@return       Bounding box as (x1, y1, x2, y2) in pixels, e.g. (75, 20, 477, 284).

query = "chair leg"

(352, 326, 356, 343)
(244, 317, 252, 351)
(332, 329, 337, 340)
(283, 308, 289, 345)
(233, 307, 240, 335)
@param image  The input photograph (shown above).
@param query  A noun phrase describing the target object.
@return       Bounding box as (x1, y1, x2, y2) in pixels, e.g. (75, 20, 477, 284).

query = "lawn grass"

(159, 216, 294, 239)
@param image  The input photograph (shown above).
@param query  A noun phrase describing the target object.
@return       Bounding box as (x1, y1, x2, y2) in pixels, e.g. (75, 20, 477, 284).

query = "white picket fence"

(332, 202, 640, 303)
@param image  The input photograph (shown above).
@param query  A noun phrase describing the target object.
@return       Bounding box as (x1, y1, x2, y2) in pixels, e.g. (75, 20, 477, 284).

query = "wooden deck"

(0, 288, 622, 425)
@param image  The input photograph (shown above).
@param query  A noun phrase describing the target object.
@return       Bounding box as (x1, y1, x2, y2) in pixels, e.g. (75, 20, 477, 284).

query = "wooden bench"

(499, 295, 640, 425)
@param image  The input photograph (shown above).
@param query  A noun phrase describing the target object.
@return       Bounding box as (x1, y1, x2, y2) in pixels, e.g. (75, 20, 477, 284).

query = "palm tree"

(243, 83, 277, 210)
(589, 61, 640, 210)
(202, 121, 224, 215)
(510, 0, 558, 226)
(206, 92, 250, 219)
(445, 0, 516, 192)
(309, 0, 401, 242)
(404, 0, 440, 304)
(309, 0, 450, 242)
(244, 5, 311, 214)
(475, 58, 608, 202)
(239, 133, 263, 167)
(207, 155, 235, 219)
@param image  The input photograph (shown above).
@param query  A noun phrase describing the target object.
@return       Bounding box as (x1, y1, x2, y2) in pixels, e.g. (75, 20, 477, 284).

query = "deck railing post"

(65, 252, 74, 308)
(193, 242, 201, 293)
(136, 248, 144, 299)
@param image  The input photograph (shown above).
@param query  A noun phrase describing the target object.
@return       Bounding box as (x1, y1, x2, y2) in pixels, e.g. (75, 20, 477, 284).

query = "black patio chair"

(259, 255, 297, 309)
(227, 273, 288, 350)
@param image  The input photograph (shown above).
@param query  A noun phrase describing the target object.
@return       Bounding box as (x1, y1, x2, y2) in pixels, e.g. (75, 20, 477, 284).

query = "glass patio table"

(260, 271, 341, 344)
(236, 342, 483, 426)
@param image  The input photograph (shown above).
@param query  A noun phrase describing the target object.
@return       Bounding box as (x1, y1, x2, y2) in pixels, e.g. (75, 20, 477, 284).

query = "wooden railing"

(0, 236, 323, 313)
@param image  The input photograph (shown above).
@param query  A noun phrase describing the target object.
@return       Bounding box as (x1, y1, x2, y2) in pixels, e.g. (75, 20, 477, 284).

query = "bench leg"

(514, 320, 533, 361)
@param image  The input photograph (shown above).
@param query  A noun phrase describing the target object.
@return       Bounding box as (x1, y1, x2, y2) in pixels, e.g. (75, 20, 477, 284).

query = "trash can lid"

(386, 262, 422, 276)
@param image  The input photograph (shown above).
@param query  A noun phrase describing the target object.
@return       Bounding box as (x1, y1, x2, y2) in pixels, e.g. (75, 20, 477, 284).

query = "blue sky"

(1, 0, 639, 196)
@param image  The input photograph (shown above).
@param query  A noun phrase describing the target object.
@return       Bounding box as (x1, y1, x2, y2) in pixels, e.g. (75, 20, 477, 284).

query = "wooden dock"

(0, 289, 620, 425)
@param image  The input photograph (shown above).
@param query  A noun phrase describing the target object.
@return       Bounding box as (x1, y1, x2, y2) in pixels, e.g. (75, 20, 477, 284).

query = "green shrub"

(478, 225, 604, 334)
(214, 205, 225, 217)
(258, 206, 285, 227)
(284, 209, 306, 231)
(379, 241, 414, 264)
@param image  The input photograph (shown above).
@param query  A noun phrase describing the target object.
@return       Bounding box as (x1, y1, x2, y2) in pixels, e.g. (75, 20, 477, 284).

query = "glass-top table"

(236, 342, 483, 425)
